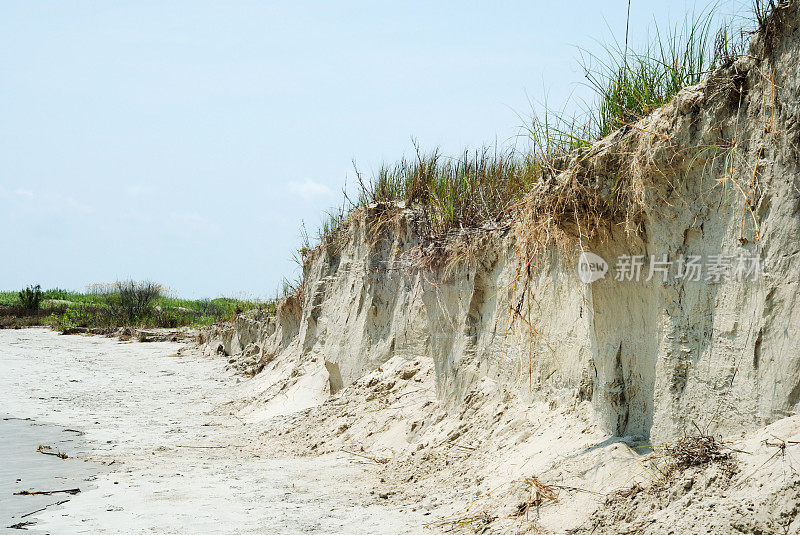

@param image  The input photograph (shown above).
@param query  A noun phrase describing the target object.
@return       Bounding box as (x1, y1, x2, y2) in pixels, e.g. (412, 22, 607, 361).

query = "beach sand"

(0, 328, 424, 534)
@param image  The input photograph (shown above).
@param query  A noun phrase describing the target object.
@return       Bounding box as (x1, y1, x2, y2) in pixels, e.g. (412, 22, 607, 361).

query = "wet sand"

(1, 417, 98, 533)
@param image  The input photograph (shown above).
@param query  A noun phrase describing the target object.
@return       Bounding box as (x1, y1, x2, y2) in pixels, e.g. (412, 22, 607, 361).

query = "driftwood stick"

(37, 445, 68, 459)
(20, 499, 69, 518)
(14, 488, 80, 496)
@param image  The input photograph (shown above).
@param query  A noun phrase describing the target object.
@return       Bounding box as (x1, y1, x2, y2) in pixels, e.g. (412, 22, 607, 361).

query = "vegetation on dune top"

(581, 6, 734, 140)
(310, 3, 757, 250)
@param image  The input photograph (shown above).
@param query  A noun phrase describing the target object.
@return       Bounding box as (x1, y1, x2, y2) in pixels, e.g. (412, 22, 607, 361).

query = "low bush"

(48, 305, 111, 332)
(18, 285, 42, 312)
(102, 280, 162, 324)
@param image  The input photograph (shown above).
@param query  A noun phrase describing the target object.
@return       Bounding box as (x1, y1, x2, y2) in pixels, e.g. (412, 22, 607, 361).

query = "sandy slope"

(0, 329, 425, 534)
(222, 345, 800, 534)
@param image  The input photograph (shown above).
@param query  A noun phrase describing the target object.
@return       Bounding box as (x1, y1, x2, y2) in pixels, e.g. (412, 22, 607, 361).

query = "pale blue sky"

(1, 1, 743, 298)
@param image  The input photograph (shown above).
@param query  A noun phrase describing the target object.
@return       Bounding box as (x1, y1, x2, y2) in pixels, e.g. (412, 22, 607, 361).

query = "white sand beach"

(0, 329, 424, 534)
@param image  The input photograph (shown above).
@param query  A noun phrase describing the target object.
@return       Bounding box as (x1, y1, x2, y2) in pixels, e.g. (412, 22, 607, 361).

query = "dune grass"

(581, 6, 739, 140)
(314, 4, 752, 247)
(355, 146, 539, 235)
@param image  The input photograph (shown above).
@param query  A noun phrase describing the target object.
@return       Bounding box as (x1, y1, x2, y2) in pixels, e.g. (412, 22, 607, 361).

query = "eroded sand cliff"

(203, 5, 800, 532)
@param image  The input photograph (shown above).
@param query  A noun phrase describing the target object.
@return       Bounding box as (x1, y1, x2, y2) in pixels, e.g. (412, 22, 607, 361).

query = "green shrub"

(151, 308, 195, 329)
(48, 305, 109, 331)
(103, 280, 163, 324)
(193, 298, 226, 318)
(18, 285, 42, 312)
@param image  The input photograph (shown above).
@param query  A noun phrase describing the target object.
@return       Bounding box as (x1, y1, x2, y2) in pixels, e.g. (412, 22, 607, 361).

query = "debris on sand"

(663, 433, 731, 471)
(14, 488, 81, 496)
(37, 444, 68, 459)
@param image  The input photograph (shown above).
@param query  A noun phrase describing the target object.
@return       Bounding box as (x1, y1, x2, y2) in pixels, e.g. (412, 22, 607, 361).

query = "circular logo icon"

(577, 252, 608, 283)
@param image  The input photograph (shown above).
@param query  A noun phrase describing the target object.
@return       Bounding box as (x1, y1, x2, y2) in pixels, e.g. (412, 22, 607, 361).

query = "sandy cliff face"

(200, 7, 800, 532)
(206, 3, 800, 447)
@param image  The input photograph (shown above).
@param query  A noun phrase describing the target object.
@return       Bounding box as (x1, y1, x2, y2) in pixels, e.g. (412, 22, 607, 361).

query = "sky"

(1, 1, 746, 299)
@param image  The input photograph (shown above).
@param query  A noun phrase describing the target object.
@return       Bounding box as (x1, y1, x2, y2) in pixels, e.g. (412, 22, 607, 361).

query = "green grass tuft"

(580, 6, 734, 139)
(357, 145, 539, 235)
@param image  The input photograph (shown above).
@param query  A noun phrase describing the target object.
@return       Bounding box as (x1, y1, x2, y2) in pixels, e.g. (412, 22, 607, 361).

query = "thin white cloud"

(288, 179, 334, 200)
(0, 188, 95, 218)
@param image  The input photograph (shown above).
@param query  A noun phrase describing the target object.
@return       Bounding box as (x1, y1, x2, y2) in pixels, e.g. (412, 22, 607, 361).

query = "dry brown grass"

(510, 477, 560, 519)
(644, 425, 737, 483)
(663, 433, 732, 470)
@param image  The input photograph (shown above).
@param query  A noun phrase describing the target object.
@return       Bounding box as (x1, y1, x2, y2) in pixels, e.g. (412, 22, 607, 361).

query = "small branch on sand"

(232, 414, 247, 425)
(37, 445, 68, 459)
(7, 521, 36, 530)
(21, 499, 69, 518)
(14, 488, 80, 496)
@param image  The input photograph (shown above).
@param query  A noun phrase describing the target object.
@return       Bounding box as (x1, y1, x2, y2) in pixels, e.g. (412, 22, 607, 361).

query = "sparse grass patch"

(433, 475, 559, 533)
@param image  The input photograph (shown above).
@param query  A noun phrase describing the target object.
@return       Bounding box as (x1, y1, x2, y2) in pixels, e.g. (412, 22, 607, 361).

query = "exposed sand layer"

(0, 329, 425, 534)
(205, 310, 800, 534)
